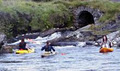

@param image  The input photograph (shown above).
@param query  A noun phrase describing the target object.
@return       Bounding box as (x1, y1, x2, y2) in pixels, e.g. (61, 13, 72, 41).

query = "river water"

(0, 32, 120, 71)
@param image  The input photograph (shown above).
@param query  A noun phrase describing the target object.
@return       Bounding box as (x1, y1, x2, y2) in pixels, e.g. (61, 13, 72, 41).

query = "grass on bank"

(0, 0, 72, 37)
(69, 0, 120, 22)
(0, 0, 120, 37)
(2, 0, 120, 25)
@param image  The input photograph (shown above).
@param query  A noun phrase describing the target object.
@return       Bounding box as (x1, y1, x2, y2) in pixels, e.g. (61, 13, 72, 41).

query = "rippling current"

(0, 46, 120, 71)
(0, 32, 120, 71)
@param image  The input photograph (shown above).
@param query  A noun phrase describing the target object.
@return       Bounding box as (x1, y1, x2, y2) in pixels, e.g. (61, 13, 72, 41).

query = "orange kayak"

(99, 47, 113, 53)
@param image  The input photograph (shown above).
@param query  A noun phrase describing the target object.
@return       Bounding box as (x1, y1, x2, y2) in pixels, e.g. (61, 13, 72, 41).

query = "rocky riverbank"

(1, 0, 120, 53)
(2, 25, 120, 53)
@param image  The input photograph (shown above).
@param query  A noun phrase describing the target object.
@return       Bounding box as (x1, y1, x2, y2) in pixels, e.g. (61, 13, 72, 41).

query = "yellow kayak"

(41, 52, 56, 58)
(16, 48, 34, 54)
(99, 47, 113, 53)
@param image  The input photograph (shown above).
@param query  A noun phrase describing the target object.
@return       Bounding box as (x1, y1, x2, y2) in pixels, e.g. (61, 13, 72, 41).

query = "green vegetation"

(0, 0, 72, 38)
(69, 0, 120, 22)
(0, 0, 120, 38)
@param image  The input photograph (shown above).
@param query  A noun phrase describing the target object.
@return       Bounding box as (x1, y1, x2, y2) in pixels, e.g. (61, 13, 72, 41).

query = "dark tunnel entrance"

(77, 11, 94, 28)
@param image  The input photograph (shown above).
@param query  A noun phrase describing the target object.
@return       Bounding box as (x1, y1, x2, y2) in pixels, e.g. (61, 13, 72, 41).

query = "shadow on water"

(0, 61, 22, 63)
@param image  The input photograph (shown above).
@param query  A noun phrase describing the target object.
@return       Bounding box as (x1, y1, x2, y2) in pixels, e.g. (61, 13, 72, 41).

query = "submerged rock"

(1, 45, 18, 53)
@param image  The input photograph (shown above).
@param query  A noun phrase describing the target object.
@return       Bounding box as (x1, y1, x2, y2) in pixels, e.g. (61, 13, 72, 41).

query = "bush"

(32, 0, 53, 2)
(0, 0, 120, 38)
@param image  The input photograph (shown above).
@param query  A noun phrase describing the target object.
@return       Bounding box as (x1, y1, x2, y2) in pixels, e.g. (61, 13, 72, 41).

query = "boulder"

(0, 32, 6, 49)
(1, 45, 18, 53)
(0, 32, 6, 53)
(50, 25, 98, 45)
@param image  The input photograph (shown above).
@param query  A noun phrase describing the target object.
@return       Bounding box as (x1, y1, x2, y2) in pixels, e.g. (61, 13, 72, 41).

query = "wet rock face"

(0, 32, 6, 49)
(73, 6, 103, 28)
(95, 14, 120, 32)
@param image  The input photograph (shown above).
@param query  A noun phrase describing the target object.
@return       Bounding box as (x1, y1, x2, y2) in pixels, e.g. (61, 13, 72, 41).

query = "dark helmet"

(103, 35, 107, 42)
(46, 41, 50, 45)
(21, 38, 25, 42)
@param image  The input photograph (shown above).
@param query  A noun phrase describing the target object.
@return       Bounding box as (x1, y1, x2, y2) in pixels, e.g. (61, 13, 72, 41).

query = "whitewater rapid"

(8, 32, 86, 49)
(1, 32, 120, 71)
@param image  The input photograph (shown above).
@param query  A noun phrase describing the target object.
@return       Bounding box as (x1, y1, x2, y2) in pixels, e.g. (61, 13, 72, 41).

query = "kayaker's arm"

(19, 43, 21, 47)
(19, 43, 22, 49)
(41, 46, 45, 51)
(51, 46, 55, 51)
(26, 44, 29, 49)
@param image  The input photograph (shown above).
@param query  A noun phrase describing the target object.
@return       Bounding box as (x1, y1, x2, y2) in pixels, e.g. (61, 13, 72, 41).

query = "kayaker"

(103, 35, 108, 43)
(41, 41, 55, 52)
(101, 35, 111, 48)
(19, 38, 28, 50)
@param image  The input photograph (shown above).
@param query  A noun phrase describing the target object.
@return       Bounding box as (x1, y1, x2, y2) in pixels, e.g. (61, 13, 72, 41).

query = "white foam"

(8, 32, 86, 49)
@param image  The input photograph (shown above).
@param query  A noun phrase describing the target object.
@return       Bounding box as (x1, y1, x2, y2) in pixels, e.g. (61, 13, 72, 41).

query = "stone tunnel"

(72, 6, 103, 29)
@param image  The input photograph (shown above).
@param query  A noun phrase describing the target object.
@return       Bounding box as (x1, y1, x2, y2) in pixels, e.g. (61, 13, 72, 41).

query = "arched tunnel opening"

(77, 11, 94, 28)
